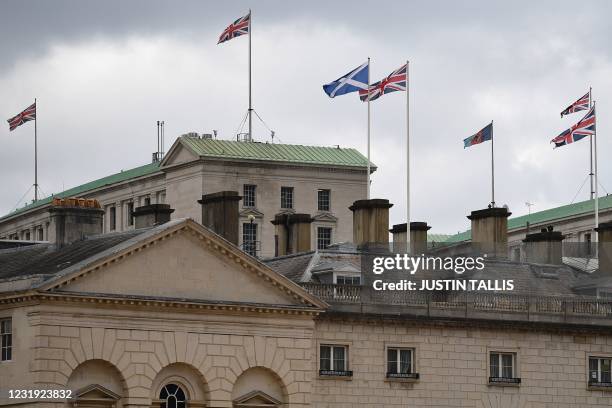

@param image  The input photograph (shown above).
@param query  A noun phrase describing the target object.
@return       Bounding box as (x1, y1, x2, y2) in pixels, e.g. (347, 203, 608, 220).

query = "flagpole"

(248, 9, 252, 142)
(594, 100, 599, 233)
(491, 120, 495, 207)
(406, 61, 411, 253)
(34, 98, 38, 202)
(589, 87, 594, 200)
(366, 57, 371, 200)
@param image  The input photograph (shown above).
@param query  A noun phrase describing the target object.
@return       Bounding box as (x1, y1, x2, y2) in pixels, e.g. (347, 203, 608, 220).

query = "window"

(585, 232, 593, 256)
(242, 223, 258, 257)
(144, 196, 151, 206)
(243, 184, 256, 208)
(127, 202, 134, 226)
(489, 352, 520, 384)
(37, 228, 43, 241)
(280, 187, 293, 209)
(109, 207, 116, 231)
(387, 348, 418, 379)
(24, 230, 30, 240)
(589, 357, 612, 387)
(159, 384, 186, 408)
(318, 189, 331, 211)
(1, 318, 11, 361)
(336, 275, 360, 285)
(317, 227, 332, 249)
(320, 345, 351, 376)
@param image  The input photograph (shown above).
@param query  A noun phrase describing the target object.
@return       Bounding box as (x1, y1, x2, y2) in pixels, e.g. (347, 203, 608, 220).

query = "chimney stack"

(596, 222, 612, 276)
(349, 199, 393, 249)
(48, 198, 104, 247)
(522, 226, 564, 265)
(271, 213, 313, 256)
(198, 191, 242, 245)
(390, 222, 431, 254)
(132, 204, 174, 229)
(467, 207, 511, 258)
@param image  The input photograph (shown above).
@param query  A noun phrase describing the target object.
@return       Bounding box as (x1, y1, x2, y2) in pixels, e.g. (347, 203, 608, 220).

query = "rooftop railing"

(300, 283, 612, 326)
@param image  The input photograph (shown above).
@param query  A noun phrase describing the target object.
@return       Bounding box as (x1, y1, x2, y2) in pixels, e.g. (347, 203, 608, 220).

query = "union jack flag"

(218, 13, 250, 44)
(7, 102, 36, 131)
(560, 91, 590, 117)
(551, 105, 596, 148)
(359, 63, 407, 102)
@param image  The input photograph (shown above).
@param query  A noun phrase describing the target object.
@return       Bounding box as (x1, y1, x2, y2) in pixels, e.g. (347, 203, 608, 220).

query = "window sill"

(588, 382, 612, 392)
(319, 370, 353, 380)
(488, 377, 521, 387)
(385, 373, 419, 383)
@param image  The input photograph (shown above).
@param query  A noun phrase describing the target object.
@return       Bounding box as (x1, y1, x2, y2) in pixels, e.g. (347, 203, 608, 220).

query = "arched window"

(159, 383, 187, 408)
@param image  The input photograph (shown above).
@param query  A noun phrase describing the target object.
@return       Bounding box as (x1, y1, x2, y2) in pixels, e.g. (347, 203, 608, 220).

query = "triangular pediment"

(75, 384, 120, 400)
(42, 220, 326, 310)
(240, 208, 265, 219)
(234, 390, 282, 406)
(313, 212, 338, 222)
(160, 139, 199, 167)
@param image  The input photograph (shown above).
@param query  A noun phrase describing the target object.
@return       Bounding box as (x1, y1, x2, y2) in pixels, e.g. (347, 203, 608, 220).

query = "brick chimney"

(198, 191, 242, 245)
(271, 213, 313, 256)
(596, 222, 612, 276)
(48, 198, 104, 247)
(467, 207, 511, 258)
(522, 226, 564, 265)
(349, 199, 393, 249)
(389, 222, 431, 254)
(132, 204, 174, 229)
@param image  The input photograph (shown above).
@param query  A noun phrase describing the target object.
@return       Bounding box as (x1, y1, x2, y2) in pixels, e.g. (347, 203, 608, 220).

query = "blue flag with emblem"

(323, 61, 369, 98)
(463, 122, 493, 148)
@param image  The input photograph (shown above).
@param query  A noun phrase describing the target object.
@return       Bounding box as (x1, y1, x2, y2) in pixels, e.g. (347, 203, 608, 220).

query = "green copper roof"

(1, 162, 161, 221)
(445, 194, 612, 243)
(179, 137, 373, 168)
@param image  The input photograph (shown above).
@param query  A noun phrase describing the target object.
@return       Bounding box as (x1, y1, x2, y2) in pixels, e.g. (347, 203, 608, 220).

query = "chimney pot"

(350, 199, 393, 249)
(271, 213, 313, 256)
(49, 198, 104, 247)
(467, 207, 512, 258)
(390, 222, 431, 253)
(522, 228, 565, 265)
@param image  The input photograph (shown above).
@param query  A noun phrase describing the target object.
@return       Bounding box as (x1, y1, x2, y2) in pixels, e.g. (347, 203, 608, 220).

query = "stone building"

(1, 193, 612, 407)
(0, 135, 372, 258)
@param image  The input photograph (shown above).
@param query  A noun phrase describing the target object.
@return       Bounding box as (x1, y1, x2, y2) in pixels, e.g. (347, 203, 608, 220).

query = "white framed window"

(243, 184, 256, 208)
(386, 347, 417, 379)
(489, 352, 520, 384)
(319, 344, 351, 376)
(280, 186, 294, 209)
(242, 222, 258, 257)
(317, 227, 332, 249)
(317, 189, 331, 211)
(336, 275, 360, 285)
(589, 356, 612, 387)
(1, 318, 12, 361)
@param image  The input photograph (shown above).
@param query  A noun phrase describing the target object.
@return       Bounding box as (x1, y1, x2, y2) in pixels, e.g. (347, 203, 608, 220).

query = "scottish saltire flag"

(323, 61, 369, 98)
(551, 105, 596, 148)
(218, 13, 250, 44)
(7, 102, 36, 131)
(560, 91, 590, 117)
(463, 123, 492, 148)
(359, 64, 407, 102)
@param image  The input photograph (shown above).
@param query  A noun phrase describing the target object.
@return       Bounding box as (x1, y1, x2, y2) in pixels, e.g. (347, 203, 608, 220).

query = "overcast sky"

(1, 0, 611, 234)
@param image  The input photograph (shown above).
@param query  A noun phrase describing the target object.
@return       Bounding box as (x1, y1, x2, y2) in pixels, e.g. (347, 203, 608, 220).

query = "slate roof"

(178, 136, 374, 169)
(0, 221, 184, 290)
(264, 252, 317, 282)
(1, 162, 161, 221)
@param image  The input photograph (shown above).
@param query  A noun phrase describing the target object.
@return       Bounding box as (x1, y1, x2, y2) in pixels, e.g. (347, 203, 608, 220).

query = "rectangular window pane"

(333, 346, 345, 371)
(1, 319, 11, 361)
(501, 354, 513, 378)
(490, 353, 499, 377)
(387, 349, 398, 374)
(320, 346, 331, 371)
(127, 202, 134, 226)
(602, 359, 612, 383)
(242, 223, 258, 257)
(318, 189, 330, 211)
(317, 227, 332, 250)
(400, 349, 412, 374)
(281, 187, 293, 209)
(243, 185, 256, 208)
(110, 207, 116, 230)
(589, 357, 599, 382)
